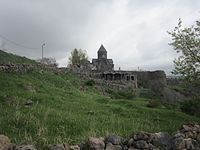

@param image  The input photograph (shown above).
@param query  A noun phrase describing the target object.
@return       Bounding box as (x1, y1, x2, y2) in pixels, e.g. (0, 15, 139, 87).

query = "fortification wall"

(0, 64, 69, 74)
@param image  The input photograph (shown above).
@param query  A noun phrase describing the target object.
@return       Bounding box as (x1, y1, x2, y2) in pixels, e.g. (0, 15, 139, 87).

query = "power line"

(0, 33, 39, 50)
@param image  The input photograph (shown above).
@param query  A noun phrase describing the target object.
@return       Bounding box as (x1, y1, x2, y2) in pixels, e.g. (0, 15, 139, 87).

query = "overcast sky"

(0, 0, 199, 74)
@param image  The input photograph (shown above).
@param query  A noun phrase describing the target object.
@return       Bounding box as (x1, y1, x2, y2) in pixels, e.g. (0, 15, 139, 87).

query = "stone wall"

(0, 64, 69, 74)
(1, 123, 200, 150)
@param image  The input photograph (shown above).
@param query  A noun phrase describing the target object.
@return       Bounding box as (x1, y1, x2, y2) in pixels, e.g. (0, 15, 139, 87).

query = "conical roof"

(98, 44, 107, 52)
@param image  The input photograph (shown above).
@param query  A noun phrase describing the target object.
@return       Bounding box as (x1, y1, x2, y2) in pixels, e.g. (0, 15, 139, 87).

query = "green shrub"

(84, 79, 95, 86)
(146, 99, 162, 108)
(180, 99, 200, 117)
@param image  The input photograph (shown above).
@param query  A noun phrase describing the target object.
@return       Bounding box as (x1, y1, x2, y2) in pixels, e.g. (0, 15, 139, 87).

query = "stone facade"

(74, 45, 167, 91)
(89, 45, 138, 89)
(92, 45, 114, 72)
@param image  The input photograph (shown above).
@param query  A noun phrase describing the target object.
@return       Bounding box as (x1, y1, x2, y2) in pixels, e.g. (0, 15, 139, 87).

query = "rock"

(15, 145, 37, 150)
(174, 136, 185, 150)
(148, 143, 159, 150)
(133, 132, 150, 141)
(24, 99, 33, 107)
(49, 144, 69, 150)
(197, 133, 200, 143)
(128, 138, 135, 148)
(105, 135, 123, 145)
(135, 140, 148, 149)
(184, 138, 199, 150)
(105, 143, 122, 150)
(70, 145, 80, 150)
(185, 131, 197, 139)
(152, 132, 174, 150)
(87, 137, 105, 150)
(181, 123, 200, 133)
(24, 83, 35, 93)
(174, 132, 185, 139)
(0, 135, 11, 150)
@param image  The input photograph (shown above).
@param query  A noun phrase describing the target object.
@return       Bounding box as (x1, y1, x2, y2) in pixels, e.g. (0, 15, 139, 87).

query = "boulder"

(105, 135, 123, 145)
(174, 136, 185, 150)
(105, 143, 122, 150)
(70, 145, 80, 150)
(86, 137, 105, 150)
(135, 140, 148, 149)
(151, 132, 174, 150)
(24, 99, 33, 107)
(0, 135, 12, 150)
(49, 144, 69, 150)
(128, 138, 135, 148)
(184, 138, 199, 150)
(132, 132, 150, 141)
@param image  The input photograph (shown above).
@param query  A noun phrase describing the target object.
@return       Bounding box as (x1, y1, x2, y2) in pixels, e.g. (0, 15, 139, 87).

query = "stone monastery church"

(85, 44, 138, 88)
(91, 44, 114, 72)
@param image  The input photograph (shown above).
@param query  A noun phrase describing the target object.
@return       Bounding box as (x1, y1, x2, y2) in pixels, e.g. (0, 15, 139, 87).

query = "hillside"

(0, 51, 200, 149)
(0, 50, 37, 64)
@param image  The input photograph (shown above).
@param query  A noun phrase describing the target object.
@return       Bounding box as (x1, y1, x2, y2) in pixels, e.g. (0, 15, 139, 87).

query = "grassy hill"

(0, 50, 37, 64)
(0, 51, 200, 149)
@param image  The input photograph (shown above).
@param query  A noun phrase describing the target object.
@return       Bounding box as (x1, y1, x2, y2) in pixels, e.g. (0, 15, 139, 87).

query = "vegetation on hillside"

(0, 69, 200, 148)
(0, 50, 37, 64)
(168, 19, 200, 116)
(0, 49, 199, 149)
(68, 49, 89, 67)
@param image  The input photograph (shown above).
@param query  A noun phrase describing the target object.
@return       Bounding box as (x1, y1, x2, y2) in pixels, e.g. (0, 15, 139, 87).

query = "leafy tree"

(68, 48, 89, 66)
(168, 19, 200, 81)
(168, 19, 200, 116)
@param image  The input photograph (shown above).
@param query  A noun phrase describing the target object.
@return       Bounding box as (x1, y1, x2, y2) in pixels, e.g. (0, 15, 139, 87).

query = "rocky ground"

(1, 123, 200, 150)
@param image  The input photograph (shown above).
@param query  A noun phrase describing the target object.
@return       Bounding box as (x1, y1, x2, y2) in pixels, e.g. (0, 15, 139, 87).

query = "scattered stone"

(87, 137, 105, 150)
(174, 132, 185, 139)
(1, 123, 200, 150)
(24, 83, 35, 93)
(49, 144, 70, 150)
(105, 135, 122, 145)
(174, 136, 185, 150)
(24, 99, 33, 107)
(15, 145, 36, 150)
(152, 132, 174, 150)
(132, 132, 150, 141)
(105, 143, 122, 150)
(128, 138, 135, 148)
(185, 131, 197, 139)
(135, 140, 148, 149)
(0, 135, 11, 150)
(197, 134, 200, 143)
(70, 145, 80, 150)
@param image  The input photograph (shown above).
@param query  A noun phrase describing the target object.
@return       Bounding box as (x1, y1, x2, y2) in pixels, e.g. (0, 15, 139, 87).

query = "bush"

(84, 80, 95, 86)
(146, 99, 162, 108)
(180, 99, 200, 117)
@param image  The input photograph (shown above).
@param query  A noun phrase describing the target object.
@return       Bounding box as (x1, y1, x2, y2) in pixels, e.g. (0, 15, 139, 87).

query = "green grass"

(0, 70, 200, 149)
(0, 50, 37, 64)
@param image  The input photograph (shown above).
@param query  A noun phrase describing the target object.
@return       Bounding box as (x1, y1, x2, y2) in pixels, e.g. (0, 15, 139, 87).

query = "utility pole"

(42, 43, 45, 64)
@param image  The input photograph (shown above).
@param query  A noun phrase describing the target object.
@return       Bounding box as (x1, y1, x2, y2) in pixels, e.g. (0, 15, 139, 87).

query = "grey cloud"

(0, 0, 199, 75)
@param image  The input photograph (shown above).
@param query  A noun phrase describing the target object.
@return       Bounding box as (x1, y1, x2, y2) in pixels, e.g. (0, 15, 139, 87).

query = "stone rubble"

(1, 123, 200, 150)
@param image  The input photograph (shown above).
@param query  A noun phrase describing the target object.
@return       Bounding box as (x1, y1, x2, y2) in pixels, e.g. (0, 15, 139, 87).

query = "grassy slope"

(0, 50, 37, 64)
(0, 51, 199, 148)
(0, 70, 199, 148)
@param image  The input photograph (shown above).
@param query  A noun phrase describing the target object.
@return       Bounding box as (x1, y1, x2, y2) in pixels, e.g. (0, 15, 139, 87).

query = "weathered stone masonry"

(75, 45, 167, 91)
